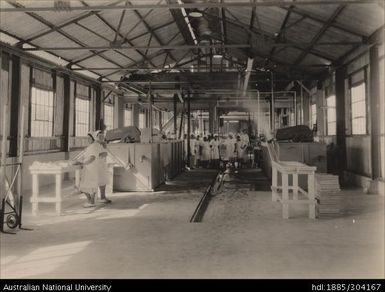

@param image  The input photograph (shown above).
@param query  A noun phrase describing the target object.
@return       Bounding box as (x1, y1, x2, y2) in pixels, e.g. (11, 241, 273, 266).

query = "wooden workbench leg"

(308, 172, 316, 219)
(55, 174, 62, 216)
(282, 172, 289, 219)
(272, 166, 278, 202)
(31, 174, 39, 216)
(293, 173, 299, 201)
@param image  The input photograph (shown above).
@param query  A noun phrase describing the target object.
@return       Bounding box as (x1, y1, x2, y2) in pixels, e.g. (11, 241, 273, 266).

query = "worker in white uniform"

(240, 129, 250, 144)
(189, 134, 197, 168)
(210, 134, 220, 168)
(200, 136, 211, 168)
(97, 131, 112, 204)
(74, 131, 100, 207)
(236, 135, 248, 168)
(226, 133, 236, 164)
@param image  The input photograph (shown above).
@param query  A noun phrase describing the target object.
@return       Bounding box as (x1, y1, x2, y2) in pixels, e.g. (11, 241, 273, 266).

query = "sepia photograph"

(0, 0, 384, 284)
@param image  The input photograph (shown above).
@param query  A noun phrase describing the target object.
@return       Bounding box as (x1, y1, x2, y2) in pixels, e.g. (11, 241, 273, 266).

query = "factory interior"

(0, 0, 384, 279)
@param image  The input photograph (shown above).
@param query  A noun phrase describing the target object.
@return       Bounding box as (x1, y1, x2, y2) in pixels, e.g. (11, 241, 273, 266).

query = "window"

(104, 104, 114, 130)
(124, 105, 132, 127)
(311, 104, 317, 130)
(75, 98, 90, 136)
(30, 87, 54, 137)
(326, 95, 336, 136)
(351, 82, 367, 135)
(139, 110, 146, 129)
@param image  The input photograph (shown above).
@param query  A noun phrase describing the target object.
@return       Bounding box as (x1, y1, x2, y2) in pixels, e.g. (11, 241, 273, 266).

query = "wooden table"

(29, 162, 81, 216)
(267, 143, 317, 219)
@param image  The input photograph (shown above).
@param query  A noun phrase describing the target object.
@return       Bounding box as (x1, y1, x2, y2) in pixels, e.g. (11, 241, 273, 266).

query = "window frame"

(349, 77, 368, 136)
(326, 94, 337, 136)
(124, 104, 132, 127)
(29, 85, 55, 138)
(75, 96, 91, 137)
(310, 103, 317, 131)
(103, 103, 114, 131)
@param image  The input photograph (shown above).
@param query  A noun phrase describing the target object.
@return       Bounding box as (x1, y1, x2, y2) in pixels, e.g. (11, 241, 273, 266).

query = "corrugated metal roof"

(32, 31, 82, 48)
(0, 0, 383, 83)
(98, 9, 148, 38)
(274, 47, 303, 64)
(293, 4, 340, 20)
(33, 11, 86, 26)
(131, 33, 161, 47)
(102, 50, 145, 65)
(155, 23, 183, 45)
(77, 15, 117, 41)
(336, 4, 384, 36)
(77, 55, 118, 69)
(0, 10, 48, 39)
(301, 53, 333, 66)
(254, 7, 288, 35)
(226, 22, 248, 44)
(227, 7, 251, 25)
(284, 18, 324, 43)
(61, 23, 108, 47)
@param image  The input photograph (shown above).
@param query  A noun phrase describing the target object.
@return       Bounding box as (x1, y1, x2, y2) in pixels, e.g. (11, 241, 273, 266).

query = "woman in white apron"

(74, 131, 100, 207)
(210, 134, 220, 168)
(200, 136, 211, 168)
(97, 131, 112, 204)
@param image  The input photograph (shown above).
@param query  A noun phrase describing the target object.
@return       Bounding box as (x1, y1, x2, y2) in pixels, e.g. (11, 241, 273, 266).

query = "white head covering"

(88, 130, 101, 141)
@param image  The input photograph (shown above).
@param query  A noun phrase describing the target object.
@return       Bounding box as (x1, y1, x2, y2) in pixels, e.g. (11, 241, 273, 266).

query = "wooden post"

(149, 92, 154, 143)
(31, 173, 39, 216)
(55, 173, 62, 215)
(272, 166, 278, 202)
(0, 105, 8, 200)
(282, 172, 289, 219)
(63, 74, 71, 152)
(187, 91, 191, 166)
(16, 106, 25, 209)
(308, 172, 316, 219)
(173, 93, 178, 138)
(369, 45, 381, 179)
(293, 173, 299, 200)
(335, 67, 346, 185)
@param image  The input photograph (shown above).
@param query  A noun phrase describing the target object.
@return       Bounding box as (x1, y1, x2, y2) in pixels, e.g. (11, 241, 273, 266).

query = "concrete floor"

(1, 169, 384, 279)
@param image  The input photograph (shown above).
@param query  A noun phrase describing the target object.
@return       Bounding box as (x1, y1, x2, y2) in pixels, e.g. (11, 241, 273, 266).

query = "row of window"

(310, 81, 367, 136)
(30, 86, 118, 137)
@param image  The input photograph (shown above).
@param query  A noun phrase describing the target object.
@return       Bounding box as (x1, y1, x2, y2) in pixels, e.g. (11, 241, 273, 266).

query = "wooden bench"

(29, 162, 82, 216)
(266, 142, 317, 219)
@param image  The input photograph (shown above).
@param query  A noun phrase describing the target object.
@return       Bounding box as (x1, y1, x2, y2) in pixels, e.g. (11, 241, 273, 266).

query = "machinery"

(105, 126, 141, 143)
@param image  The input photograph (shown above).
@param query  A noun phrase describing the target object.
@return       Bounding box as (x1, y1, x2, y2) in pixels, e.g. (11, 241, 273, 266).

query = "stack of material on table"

(315, 174, 342, 217)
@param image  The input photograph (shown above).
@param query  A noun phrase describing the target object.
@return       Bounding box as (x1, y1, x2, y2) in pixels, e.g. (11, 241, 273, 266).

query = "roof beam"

(267, 5, 294, 65)
(221, 0, 229, 60)
(248, 0, 257, 48)
(281, 6, 366, 39)
(101, 33, 197, 79)
(0, 34, 106, 80)
(68, 20, 175, 66)
(167, 0, 195, 45)
(17, 0, 125, 44)
(2, 1, 383, 12)
(5, 1, 126, 80)
(293, 5, 346, 65)
(130, 3, 178, 63)
(112, 4, 128, 43)
(205, 10, 336, 62)
(71, 22, 138, 65)
(23, 44, 251, 51)
(78, 0, 157, 68)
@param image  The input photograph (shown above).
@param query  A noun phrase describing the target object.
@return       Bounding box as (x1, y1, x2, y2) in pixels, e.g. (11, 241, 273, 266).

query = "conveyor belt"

(189, 171, 224, 223)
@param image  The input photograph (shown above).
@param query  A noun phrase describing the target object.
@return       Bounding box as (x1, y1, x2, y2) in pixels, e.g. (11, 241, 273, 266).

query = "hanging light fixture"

(189, 9, 203, 18)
